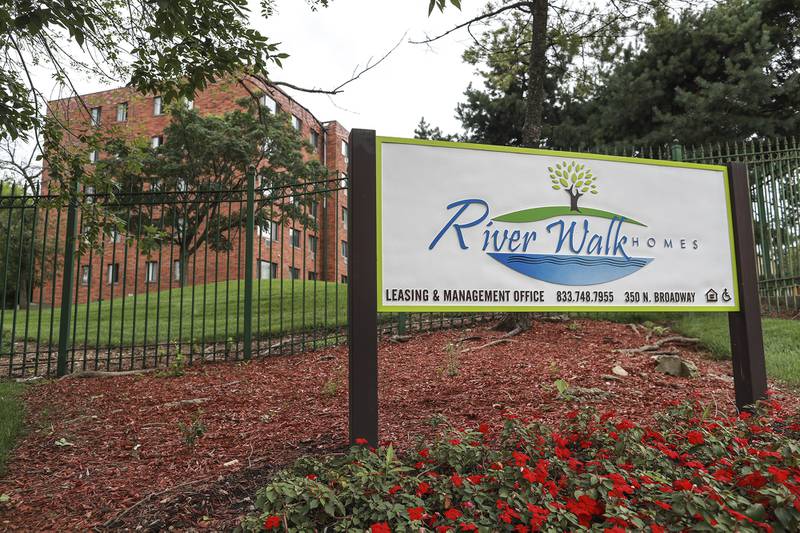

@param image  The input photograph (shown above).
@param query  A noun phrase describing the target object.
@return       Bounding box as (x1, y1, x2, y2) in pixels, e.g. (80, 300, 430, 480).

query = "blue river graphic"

(487, 253, 654, 285)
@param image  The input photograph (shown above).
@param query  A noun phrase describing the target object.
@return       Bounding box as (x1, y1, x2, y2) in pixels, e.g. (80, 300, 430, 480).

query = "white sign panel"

(377, 137, 739, 312)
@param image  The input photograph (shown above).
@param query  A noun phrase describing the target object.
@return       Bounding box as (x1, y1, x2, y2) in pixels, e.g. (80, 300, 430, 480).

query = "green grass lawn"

(599, 312, 800, 387)
(0, 380, 25, 475)
(2, 280, 348, 351)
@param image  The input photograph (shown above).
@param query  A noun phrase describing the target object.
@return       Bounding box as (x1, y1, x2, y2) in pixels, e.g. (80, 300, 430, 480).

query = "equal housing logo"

(428, 160, 698, 286)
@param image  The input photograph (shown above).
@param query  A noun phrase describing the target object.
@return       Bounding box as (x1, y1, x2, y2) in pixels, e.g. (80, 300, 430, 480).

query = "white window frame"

(342, 206, 348, 229)
(309, 130, 319, 149)
(89, 150, 99, 163)
(116, 102, 128, 122)
(107, 263, 120, 284)
(290, 228, 301, 248)
(173, 260, 181, 281)
(258, 260, 277, 280)
(309, 235, 318, 254)
(109, 228, 123, 243)
(289, 267, 300, 280)
(341, 140, 349, 158)
(145, 261, 159, 283)
(80, 265, 90, 286)
(90, 107, 101, 127)
(153, 96, 163, 116)
(291, 114, 301, 130)
(151, 135, 163, 149)
(260, 220, 279, 242)
(260, 94, 277, 114)
(341, 240, 348, 260)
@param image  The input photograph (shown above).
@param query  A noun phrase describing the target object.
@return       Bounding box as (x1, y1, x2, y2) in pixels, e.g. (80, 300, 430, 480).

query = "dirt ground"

(0, 318, 796, 531)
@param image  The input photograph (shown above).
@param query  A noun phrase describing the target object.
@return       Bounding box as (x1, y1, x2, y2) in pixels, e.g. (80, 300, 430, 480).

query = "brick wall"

(39, 78, 350, 305)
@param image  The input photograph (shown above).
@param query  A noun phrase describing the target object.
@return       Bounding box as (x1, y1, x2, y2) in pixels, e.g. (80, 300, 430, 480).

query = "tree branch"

(409, 2, 534, 45)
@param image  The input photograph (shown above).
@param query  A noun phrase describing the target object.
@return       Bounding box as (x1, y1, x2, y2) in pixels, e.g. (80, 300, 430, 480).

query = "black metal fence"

(0, 177, 495, 377)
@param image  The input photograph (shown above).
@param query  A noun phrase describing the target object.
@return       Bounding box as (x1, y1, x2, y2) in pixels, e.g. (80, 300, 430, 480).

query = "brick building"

(40, 78, 350, 305)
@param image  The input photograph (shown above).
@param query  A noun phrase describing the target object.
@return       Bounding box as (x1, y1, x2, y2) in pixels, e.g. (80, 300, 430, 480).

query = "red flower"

(467, 474, 485, 484)
(264, 515, 281, 530)
(555, 446, 571, 459)
(371, 523, 391, 533)
(354, 438, 369, 445)
(616, 420, 635, 431)
(604, 528, 625, 533)
(419, 448, 430, 458)
(738, 471, 768, 489)
(408, 507, 425, 521)
(512, 451, 530, 466)
(450, 439, 462, 446)
(388, 484, 402, 495)
(673, 479, 693, 491)
(650, 525, 665, 533)
(566, 495, 603, 527)
(305, 474, 317, 480)
(768, 466, 790, 483)
(452, 472, 463, 487)
(686, 431, 704, 445)
(416, 481, 432, 496)
(445, 508, 463, 520)
(653, 500, 671, 511)
(478, 423, 490, 434)
(460, 524, 478, 532)
(527, 503, 550, 530)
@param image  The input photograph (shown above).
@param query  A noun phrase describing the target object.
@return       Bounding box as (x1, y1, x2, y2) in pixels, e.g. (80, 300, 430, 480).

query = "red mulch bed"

(0, 318, 796, 531)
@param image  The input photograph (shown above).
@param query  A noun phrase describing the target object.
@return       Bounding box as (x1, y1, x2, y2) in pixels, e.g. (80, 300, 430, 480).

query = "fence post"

(727, 162, 767, 410)
(243, 166, 255, 360)
(348, 129, 378, 445)
(56, 184, 78, 377)
(671, 141, 684, 162)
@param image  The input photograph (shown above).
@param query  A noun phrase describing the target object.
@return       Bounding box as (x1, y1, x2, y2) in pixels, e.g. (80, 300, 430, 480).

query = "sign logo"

(430, 160, 654, 286)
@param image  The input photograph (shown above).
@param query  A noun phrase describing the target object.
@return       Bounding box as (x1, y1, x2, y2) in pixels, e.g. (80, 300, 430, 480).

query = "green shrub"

(242, 400, 800, 532)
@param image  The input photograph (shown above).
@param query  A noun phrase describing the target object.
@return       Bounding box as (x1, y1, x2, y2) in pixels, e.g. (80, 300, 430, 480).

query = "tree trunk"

(521, 0, 549, 147)
(493, 0, 548, 336)
(569, 191, 582, 212)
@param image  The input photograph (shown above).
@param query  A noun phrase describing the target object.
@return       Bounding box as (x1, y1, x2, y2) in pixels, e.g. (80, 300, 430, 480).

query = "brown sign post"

(347, 136, 767, 445)
(726, 162, 768, 410)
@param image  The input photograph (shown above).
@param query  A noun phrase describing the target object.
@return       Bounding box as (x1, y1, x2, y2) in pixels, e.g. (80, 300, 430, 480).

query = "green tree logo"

(548, 161, 598, 212)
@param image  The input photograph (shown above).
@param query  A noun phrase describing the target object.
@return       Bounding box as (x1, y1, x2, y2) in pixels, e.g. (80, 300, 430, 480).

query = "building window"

(342, 207, 348, 229)
(85, 185, 95, 204)
(341, 240, 348, 260)
(177, 178, 187, 192)
(145, 261, 158, 283)
(309, 235, 318, 254)
(309, 201, 319, 219)
(260, 220, 279, 242)
(289, 267, 300, 280)
(173, 260, 181, 281)
(183, 97, 194, 110)
(80, 265, 90, 286)
(90, 107, 101, 127)
(339, 172, 348, 189)
(89, 150, 99, 163)
(151, 135, 163, 149)
(291, 115, 301, 130)
(109, 228, 123, 243)
(259, 260, 278, 280)
(341, 140, 349, 158)
(107, 263, 120, 284)
(290, 228, 300, 248)
(307, 271, 317, 281)
(341, 275, 348, 284)
(260, 94, 277, 114)
(309, 130, 319, 149)
(153, 96, 163, 116)
(116, 102, 128, 122)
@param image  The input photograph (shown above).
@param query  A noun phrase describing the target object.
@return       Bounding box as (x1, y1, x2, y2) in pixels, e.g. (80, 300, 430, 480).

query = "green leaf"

(559, 178, 569, 187)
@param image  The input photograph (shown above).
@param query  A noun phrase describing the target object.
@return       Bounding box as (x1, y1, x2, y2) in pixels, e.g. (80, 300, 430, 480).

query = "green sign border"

(376, 136, 740, 313)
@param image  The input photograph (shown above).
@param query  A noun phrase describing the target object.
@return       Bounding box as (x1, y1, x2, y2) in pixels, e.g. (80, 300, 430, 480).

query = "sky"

(32, 0, 486, 139)
(252, 0, 485, 136)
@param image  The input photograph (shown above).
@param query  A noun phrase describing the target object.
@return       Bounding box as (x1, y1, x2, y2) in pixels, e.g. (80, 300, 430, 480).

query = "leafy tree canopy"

(561, 0, 800, 146)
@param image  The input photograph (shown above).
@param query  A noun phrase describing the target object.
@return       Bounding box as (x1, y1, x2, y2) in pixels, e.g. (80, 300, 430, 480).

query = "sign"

(377, 137, 739, 312)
